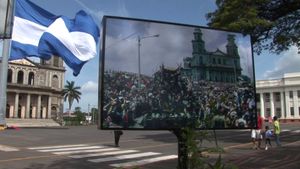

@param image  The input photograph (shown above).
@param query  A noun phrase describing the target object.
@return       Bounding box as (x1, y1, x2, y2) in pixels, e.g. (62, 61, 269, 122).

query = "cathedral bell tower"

(192, 28, 206, 54)
(40, 55, 64, 68)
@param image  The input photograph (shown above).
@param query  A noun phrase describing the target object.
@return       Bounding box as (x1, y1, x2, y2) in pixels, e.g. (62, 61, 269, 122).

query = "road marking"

(28, 144, 89, 150)
(292, 129, 300, 133)
(0, 145, 19, 152)
(88, 152, 161, 163)
(37, 146, 105, 152)
(110, 155, 178, 168)
(70, 150, 139, 158)
(53, 147, 120, 155)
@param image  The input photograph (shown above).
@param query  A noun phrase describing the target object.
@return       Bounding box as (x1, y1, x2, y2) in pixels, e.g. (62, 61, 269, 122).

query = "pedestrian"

(264, 125, 272, 150)
(251, 114, 263, 149)
(273, 116, 281, 147)
(114, 130, 123, 147)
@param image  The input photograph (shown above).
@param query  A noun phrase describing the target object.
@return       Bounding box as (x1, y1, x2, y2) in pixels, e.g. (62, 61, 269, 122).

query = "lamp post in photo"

(0, 0, 15, 128)
(137, 34, 159, 89)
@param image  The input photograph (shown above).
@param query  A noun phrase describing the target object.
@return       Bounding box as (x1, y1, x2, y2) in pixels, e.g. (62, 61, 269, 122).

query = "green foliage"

(207, 0, 300, 55)
(180, 127, 237, 169)
(63, 106, 86, 126)
(62, 80, 81, 112)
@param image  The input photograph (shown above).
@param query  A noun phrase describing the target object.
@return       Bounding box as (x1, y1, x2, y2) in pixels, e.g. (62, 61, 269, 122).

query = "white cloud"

(74, 0, 129, 23)
(263, 46, 300, 79)
(81, 81, 98, 93)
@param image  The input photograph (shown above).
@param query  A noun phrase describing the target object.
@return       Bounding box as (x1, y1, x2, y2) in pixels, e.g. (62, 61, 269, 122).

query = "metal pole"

(0, 39, 11, 126)
(137, 36, 141, 89)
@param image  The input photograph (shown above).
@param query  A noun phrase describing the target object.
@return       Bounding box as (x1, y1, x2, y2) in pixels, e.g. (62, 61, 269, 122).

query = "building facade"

(256, 72, 300, 122)
(181, 28, 242, 83)
(4, 56, 65, 120)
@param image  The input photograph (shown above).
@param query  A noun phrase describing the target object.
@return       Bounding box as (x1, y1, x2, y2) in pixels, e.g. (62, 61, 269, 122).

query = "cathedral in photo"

(181, 28, 242, 83)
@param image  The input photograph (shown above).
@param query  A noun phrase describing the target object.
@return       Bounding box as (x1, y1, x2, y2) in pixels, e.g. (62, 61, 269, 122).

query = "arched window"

(28, 72, 35, 85)
(52, 75, 59, 88)
(17, 71, 24, 84)
(7, 69, 12, 83)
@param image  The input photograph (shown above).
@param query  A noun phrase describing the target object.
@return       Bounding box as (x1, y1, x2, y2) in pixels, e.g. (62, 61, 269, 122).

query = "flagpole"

(0, 39, 10, 126)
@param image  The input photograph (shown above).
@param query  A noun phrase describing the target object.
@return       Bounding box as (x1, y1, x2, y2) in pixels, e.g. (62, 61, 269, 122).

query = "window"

(28, 72, 35, 85)
(265, 93, 270, 102)
(52, 75, 59, 88)
(7, 69, 12, 83)
(276, 108, 281, 118)
(289, 91, 293, 99)
(290, 107, 294, 116)
(17, 71, 24, 84)
(275, 92, 280, 102)
(298, 90, 300, 98)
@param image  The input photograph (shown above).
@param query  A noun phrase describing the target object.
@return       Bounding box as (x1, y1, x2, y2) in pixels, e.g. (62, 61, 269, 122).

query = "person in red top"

(251, 114, 264, 149)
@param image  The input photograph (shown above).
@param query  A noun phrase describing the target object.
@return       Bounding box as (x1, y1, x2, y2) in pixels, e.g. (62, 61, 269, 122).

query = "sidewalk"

(222, 140, 300, 169)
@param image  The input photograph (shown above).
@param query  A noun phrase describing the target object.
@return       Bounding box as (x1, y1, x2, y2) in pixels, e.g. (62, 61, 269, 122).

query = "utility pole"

(0, 0, 15, 129)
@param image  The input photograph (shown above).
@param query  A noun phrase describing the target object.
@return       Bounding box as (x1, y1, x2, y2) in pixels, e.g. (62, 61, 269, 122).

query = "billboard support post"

(173, 129, 188, 169)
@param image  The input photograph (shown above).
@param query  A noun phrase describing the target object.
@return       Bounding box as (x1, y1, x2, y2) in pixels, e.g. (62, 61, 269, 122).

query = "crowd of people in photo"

(102, 65, 256, 129)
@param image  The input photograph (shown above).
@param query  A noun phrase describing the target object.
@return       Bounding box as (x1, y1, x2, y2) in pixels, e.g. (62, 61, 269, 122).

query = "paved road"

(0, 123, 299, 169)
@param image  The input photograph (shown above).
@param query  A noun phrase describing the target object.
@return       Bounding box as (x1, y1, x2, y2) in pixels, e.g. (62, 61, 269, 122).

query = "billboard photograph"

(99, 16, 257, 130)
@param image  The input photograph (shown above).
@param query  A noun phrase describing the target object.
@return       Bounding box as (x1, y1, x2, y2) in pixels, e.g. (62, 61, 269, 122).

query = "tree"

(206, 0, 300, 55)
(62, 80, 81, 116)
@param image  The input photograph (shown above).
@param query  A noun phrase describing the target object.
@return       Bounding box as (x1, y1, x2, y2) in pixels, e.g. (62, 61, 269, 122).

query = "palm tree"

(62, 80, 81, 116)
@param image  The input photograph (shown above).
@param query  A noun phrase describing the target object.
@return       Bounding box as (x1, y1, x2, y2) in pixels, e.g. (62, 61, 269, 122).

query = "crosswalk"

(27, 144, 177, 168)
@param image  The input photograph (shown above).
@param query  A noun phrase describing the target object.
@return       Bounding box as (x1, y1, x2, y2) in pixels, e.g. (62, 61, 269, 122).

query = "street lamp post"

(0, 0, 15, 128)
(137, 34, 159, 89)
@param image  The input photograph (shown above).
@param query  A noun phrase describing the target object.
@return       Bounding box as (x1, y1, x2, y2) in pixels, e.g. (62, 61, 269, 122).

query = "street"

(0, 123, 299, 169)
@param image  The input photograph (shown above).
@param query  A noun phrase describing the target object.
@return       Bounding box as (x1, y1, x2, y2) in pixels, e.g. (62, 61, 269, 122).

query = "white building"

(256, 72, 300, 122)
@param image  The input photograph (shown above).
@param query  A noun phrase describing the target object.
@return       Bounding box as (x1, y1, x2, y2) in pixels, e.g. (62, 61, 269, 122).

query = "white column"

(26, 94, 31, 118)
(14, 93, 19, 118)
(293, 90, 299, 118)
(37, 95, 41, 119)
(285, 91, 291, 118)
(280, 92, 285, 119)
(260, 93, 265, 118)
(47, 96, 52, 119)
(270, 92, 275, 118)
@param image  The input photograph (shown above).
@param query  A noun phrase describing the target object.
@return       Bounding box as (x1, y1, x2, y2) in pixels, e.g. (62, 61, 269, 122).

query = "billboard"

(99, 16, 257, 130)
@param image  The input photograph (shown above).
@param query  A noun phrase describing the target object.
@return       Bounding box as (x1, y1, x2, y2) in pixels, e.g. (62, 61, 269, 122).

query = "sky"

(1, 0, 300, 112)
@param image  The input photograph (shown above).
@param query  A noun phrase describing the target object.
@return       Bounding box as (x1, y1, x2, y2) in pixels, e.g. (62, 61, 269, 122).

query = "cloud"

(81, 81, 98, 93)
(74, 0, 129, 23)
(263, 46, 300, 79)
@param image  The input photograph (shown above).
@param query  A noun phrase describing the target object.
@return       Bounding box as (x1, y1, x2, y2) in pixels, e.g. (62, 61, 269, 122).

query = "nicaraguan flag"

(11, 0, 100, 76)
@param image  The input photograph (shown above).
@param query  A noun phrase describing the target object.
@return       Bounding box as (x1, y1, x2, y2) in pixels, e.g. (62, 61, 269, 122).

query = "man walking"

(273, 116, 281, 147)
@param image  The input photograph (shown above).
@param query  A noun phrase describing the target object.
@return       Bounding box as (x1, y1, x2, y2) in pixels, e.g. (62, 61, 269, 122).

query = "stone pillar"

(42, 107, 47, 119)
(47, 96, 52, 119)
(32, 106, 36, 118)
(9, 105, 14, 118)
(260, 93, 265, 118)
(26, 94, 31, 118)
(14, 93, 19, 118)
(270, 92, 275, 118)
(37, 95, 41, 119)
(21, 106, 25, 118)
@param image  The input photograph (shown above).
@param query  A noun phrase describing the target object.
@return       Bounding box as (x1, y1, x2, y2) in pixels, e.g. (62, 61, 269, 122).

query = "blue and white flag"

(11, 0, 100, 76)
